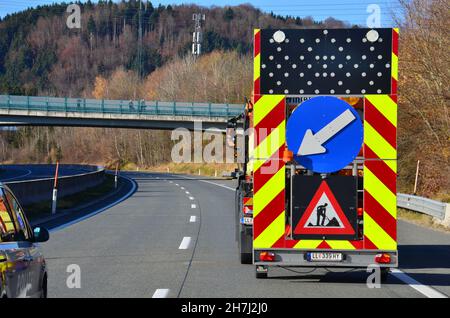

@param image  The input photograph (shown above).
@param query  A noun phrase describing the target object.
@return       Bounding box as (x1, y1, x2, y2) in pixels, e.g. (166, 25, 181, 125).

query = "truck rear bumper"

(254, 249, 398, 268)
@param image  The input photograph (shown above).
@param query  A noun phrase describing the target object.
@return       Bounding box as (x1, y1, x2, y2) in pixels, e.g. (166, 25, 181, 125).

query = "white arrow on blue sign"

(286, 96, 363, 173)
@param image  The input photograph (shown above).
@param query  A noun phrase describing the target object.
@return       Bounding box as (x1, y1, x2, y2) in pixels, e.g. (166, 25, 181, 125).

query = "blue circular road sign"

(286, 96, 363, 173)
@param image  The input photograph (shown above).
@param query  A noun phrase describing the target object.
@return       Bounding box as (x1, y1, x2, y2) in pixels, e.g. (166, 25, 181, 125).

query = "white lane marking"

(185, 191, 190, 194)
(189, 196, 195, 200)
(152, 289, 170, 298)
(175, 183, 179, 186)
(169, 181, 173, 183)
(390, 269, 448, 298)
(50, 176, 137, 233)
(177, 174, 449, 298)
(190, 216, 196, 223)
(178, 175, 235, 191)
(181, 187, 185, 190)
(191, 204, 196, 209)
(179, 237, 192, 249)
(1, 169, 32, 181)
(156, 177, 160, 179)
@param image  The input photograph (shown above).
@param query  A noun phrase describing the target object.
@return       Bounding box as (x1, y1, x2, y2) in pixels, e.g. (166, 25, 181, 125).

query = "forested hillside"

(0, 0, 347, 96)
(0, 0, 448, 198)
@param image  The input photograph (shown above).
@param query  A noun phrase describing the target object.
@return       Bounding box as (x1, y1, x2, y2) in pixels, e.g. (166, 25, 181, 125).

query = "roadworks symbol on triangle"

(294, 181, 355, 235)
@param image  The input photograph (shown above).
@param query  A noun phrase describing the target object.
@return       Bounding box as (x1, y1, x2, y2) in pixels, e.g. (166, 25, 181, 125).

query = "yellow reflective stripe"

(364, 213, 397, 250)
(253, 212, 285, 248)
(365, 95, 397, 127)
(253, 166, 285, 218)
(252, 159, 264, 173)
(326, 240, 356, 250)
(244, 198, 253, 206)
(364, 167, 397, 218)
(364, 121, 397, 160)
(253, 121, 285, 159)
(391, 53, 398, 81)
(254, 53, 260, 82)
(254, 29, 260, 36)
(253, 95, 284, 127)
(294, 240, 322, 249)
(384, 159, 397, 174)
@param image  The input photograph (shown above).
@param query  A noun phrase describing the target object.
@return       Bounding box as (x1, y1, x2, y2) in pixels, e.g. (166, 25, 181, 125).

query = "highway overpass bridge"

(0, 95, 245, 131)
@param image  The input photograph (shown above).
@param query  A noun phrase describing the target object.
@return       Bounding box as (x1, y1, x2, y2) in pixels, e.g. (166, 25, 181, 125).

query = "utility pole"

(192, 13, 205, 57)
(138, 0, 143, 78)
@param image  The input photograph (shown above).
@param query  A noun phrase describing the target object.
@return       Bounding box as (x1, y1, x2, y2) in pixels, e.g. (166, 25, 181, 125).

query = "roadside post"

(51, 161, 60, 215)
(115, 162, 119, 189)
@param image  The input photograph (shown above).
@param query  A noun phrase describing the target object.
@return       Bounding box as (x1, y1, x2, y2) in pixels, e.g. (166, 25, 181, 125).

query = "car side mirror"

(32, 227, 49, 243)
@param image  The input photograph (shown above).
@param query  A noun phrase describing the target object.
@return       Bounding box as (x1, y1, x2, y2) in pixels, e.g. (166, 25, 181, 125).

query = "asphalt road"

(0, 165, 90, 182)
(39, 172, 450, 298)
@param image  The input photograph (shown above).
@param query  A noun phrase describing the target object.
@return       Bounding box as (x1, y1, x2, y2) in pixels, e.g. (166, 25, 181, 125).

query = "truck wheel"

(255, 266, 268, 279)
(240, 253, 252, 264)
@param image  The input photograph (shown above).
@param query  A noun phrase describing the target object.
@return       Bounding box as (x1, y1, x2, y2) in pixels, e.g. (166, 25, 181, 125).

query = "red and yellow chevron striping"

(252, 29, 399, 252)
(252, 95, 286, 249)
(363, 92, 397, 250)
(391, 28, 399, 95)
(254, 29, 261, 95)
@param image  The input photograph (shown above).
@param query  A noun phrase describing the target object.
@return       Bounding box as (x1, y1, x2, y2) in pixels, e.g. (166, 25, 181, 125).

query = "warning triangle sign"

(294, 181, 355, 235)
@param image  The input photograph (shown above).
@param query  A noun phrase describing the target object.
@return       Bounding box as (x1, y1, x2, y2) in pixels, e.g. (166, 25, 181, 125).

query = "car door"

(3, 188, 42, 298)
(0, 190, 33, 298)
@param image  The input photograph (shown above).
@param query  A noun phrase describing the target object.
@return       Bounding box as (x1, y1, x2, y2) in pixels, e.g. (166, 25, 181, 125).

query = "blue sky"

(0, 0, 403, 26)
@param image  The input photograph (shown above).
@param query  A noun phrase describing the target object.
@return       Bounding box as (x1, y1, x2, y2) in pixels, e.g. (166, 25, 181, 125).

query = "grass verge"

(398, 208, 449, 233)
(121, 162, 237, 177)
(24, 174, 115, 222)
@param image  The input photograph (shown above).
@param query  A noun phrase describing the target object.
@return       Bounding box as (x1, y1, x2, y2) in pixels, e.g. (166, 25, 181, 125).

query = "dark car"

(0, 184, 49, 298)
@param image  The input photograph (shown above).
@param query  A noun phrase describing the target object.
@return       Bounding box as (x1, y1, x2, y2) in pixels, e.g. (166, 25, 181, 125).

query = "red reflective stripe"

(255, 98, 285, 132)
(391, 77, 397, 95)
(253, 148, 285, 192)
(365, 99, 397, 149)
(392, 29, 399, 56)
(254, 78, 261, 95)
(317, 241, 332, 249)
(254, 30, 261, 57)
(254, 190, 285, 238)
(364, 191, 397, 241)
(365, 160, 397, 195)
(364, 143, 379, 159)
(350, 240, 364, 249)
(389, 93, 397, 104)
(272, 235, 287, 248)
(364, 235, 379, 250)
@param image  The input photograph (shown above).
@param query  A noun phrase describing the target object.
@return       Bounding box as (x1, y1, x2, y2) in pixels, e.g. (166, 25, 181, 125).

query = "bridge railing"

(0, 95, 245, 118)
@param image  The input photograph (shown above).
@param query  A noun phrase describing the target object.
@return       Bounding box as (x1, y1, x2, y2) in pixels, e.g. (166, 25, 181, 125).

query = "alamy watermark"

(366, 4, 381, 28)
(66, 264, 81, 289)
(66, 4, 81, 29)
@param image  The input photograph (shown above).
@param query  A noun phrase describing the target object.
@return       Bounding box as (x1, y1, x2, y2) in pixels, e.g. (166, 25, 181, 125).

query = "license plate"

(307, 252, 343, 262)
(240, 217, 253, 225)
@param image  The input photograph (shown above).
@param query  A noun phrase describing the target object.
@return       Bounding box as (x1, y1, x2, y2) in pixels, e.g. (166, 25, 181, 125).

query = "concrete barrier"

(4, 165, 105, 206)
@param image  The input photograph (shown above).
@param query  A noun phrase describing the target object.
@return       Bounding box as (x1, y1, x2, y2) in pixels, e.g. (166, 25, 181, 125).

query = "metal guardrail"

(5, 165, 106, 206)
(0, 95, 245, 118)
(397, 193, 447, 220)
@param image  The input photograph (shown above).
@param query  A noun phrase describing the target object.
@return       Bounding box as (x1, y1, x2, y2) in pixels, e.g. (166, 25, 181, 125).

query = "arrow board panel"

(259, 28, 393, 95)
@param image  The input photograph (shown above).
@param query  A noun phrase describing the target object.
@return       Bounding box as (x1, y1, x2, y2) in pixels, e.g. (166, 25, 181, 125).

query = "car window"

(0, 195, 16, 242)
(4, 190, 30, 241)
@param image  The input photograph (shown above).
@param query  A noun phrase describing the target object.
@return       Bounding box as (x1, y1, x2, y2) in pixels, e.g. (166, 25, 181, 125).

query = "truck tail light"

(243, 206, 253, 216)
(357, 207, 363, 217)
(259, 252, 276, 262)
(375, 253, 391, 264)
